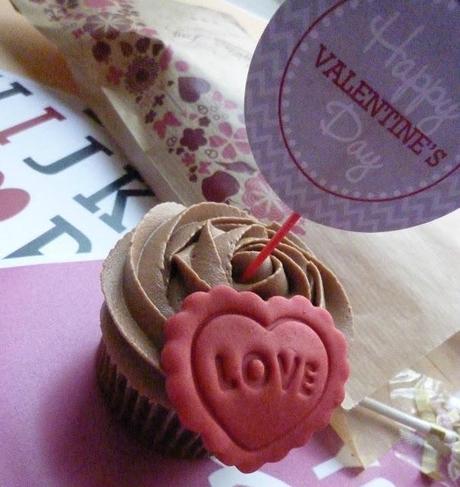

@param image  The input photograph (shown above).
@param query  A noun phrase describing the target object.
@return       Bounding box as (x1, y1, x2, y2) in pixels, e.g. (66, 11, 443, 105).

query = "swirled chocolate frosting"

(101, 202, 352, 381)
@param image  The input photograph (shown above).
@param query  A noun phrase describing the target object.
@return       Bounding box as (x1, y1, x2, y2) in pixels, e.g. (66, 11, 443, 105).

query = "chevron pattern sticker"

(245, 0, 460, 231)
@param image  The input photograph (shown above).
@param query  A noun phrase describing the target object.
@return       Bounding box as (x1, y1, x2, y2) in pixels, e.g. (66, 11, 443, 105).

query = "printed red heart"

(162, 286, 348, 472)
(0, 172, 30, 221)
(178, 76, 211, 103)
(201, 171, 240, 203)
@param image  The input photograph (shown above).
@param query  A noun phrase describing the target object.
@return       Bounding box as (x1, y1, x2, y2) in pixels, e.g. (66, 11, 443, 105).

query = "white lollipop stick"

(360, 397, 460, 444)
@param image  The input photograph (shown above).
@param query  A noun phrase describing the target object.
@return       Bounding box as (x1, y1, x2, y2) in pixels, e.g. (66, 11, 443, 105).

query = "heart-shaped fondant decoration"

(195, 315, 328, 450)
(178, 76, 211, 103)
(162, 286, 348, 472)
(0, 172, 30, 221)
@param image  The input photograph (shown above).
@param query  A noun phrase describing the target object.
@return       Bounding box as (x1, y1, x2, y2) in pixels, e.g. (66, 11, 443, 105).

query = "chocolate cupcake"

(97, 202, 352, 469)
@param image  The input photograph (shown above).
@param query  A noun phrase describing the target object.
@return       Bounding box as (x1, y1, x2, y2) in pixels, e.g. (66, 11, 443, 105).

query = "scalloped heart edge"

(161, 285, 349, 473)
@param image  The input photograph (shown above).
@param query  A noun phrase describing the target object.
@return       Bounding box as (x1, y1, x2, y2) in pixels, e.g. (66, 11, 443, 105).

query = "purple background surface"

(0, 261, 443, 486)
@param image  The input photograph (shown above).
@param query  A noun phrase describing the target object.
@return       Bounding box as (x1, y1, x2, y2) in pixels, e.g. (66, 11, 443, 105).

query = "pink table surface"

(0, 260, 442, 487)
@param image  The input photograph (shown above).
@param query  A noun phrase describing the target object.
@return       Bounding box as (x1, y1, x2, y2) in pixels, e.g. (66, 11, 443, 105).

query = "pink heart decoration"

(195, 315, 328, 450)
(201, 171, 240, 202)
(162, 286, 348, 473)
(0, 172, 30, 221)
(178, 77, 211, 103)
(153, 111, 181, 139)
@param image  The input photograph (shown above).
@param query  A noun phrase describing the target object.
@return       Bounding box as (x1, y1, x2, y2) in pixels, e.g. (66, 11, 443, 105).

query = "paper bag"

(332, 331, 460, 467)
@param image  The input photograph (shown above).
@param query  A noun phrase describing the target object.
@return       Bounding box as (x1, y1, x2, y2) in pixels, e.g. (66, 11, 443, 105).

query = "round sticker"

(245, 0, 460, 231)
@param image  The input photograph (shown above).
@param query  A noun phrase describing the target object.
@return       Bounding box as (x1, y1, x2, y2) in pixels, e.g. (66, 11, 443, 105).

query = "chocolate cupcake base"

(96, 341, 207, 459)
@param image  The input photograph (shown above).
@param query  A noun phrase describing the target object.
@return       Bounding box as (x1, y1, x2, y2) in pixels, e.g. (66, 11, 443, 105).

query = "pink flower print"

(137, 27, 158, 38)
(198, 116, 210, 127)
(225, 100, 238, 109)
(153, 112, 181, 139)
(57, 0, 78, 9)
(84, 12, 134, 40)
(135, 37, 150, 53)
(209, 122, 251, 160)
(153, 94, 165, 106)
(181, 152, 196, 167)
(213, 91, 224, 102)
(175, 60, 189, 72)
(120, 41, 133, 57)
(212, 91, 238, 110)
(152, 41, 164, 57)
(144, 110, 156, 123)
(92, 41, 111, 62)
(125, 56, 159, 94)
(242, 175, 288, 222)
(43, 0, 78, 21)
(83, 0, 113, 7)
(198, 161, 211, 175)
(180, 128, 207, 152)
(106, 65, 123, 85)
(72, 28, 84, 38)
(159, 48, 173, 71)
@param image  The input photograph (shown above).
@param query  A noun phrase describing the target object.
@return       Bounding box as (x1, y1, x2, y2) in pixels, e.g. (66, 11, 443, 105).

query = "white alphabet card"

(0, 69, 158, 268)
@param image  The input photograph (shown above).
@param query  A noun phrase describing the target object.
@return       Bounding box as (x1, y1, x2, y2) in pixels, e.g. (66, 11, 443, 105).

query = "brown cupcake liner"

(96, 340, 207, 459)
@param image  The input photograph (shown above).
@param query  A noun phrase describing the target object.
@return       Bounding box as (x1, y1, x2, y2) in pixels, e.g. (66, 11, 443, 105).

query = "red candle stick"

(242, 212, 301, 282)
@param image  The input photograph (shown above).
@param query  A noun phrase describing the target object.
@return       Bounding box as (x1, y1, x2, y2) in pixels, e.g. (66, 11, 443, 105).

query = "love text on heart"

(215, 350, 319, 397)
